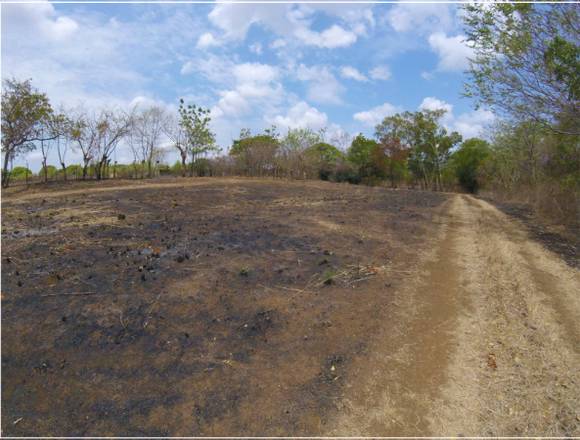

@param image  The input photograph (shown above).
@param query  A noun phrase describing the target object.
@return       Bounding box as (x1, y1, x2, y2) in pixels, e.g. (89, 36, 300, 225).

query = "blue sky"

(1, 1, 495, 170)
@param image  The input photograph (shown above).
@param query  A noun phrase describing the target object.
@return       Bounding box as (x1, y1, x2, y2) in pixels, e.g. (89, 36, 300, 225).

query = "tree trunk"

(181, 154, 187, 177)
(2, 151, 12, 188)
(61, 163, 67, 181)
(82, 159, 89, 180)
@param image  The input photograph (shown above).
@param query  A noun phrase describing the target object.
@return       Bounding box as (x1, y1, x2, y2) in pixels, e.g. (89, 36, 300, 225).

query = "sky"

(1, 0, 496, 171)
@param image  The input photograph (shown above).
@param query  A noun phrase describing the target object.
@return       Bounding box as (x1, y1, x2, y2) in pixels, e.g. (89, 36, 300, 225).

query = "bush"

(331, 162, 361, 184)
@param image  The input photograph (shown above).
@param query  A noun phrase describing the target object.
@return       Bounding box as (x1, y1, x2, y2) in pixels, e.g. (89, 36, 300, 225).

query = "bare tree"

(129, 106, 168, 178)
(93, 109, 133, 180)
(164, 114, 188, 177)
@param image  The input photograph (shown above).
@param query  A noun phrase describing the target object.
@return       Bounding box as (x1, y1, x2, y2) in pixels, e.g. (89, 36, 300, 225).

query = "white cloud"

(212, 62, 284, 118)
(353, 102, 400, 127)
(208, 3, 366, 50)
(267, 101, 328, 131)
(196, 32, 220, 49)
(386, 3, 455, 34)
(453, 109, 495, 139)
(418, 97, 494, 138)
(341, 66, 368, 82)
(419, 96, 453, 114)
(421, 71, 434, 81)
(369, 65, 391, 81)
(234, 62, 279, 84)
(296, 64, 344, 105)
(294, 24, 357, 49)
(4, 1, 78, 41)
(428, 32, 473, 72)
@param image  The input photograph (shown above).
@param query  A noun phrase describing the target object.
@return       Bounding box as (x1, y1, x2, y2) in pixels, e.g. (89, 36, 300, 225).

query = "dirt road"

(2, 180, 578, 436)
(329, 194, 579, 436)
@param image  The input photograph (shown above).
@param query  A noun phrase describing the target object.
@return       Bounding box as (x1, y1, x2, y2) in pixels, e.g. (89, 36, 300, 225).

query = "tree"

(376, 110, 461, 190)
(165, 115, 188, 177)
(38, 113, 69, 182)
(57, 118, 72, 181)
(93, 109, 132, 180)
(280, 128, 324, 178)
(230, 129, 280, 177)
(129, 106, 168, 178)
(178, 99, 216, 177)
(304, 142, 344, 180)
(463, 3, 580, 135)
(10, 166, 32, 181)
(347, 134, 378, 168)
(450, 138, 490, 193)
(1, 79, 54, 187)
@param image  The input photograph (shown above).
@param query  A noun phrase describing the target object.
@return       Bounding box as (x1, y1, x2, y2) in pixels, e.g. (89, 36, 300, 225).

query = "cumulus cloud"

(419, 96, 453, 114)
(196, 32, 220, 49)
(296, 64, 344, 105)
(207, 3, 367, 49)
(369, 65, 391, 81)
(428, 32, 473, 72)
(353, 102, 400, 127)
(3, 1, 78, 41)
(418, 97, 494, 138)
(386, 3, 455, 34)
(266, 101, 328, 131)
(340, 66, 368, 82)
(453, 109, 495, 139)
(212, 62, 284, 119)
(295, 24, 357, 49)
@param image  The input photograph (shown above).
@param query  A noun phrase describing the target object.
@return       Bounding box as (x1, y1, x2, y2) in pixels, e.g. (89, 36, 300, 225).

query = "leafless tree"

(164, 114, 188, 177)
(129, 106, 168, 178)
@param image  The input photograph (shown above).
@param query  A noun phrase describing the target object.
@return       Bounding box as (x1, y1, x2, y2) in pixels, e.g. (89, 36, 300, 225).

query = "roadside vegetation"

(2, 4, 578, 225)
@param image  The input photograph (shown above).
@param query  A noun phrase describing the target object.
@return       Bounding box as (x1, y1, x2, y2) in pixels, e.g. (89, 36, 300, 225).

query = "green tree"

(347, 134, 378, 167)
(10, 166, 32, 181)
(376, 110, 461, 190)
(304, 142, 344, 180)
(39, 165, 58, 180)
(1, 79, 55, 187)
(178, 99, 217, 177)
(450, 138, 490, 193)
(463, 3, 579, 135)
(230, 129, 280, 176)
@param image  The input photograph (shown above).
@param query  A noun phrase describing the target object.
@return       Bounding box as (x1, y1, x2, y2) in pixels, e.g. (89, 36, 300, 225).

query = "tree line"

(1, 3, 577, 223)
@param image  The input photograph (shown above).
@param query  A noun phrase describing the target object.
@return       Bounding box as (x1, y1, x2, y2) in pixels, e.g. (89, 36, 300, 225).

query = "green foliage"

(450, 138, 490, 193)
(305, 142, 343, 164)
(1, 78, 55, 187)
(305, 142, 344, 180)
(462, 3, 579, 135)
(230, 134, 279, 156)
(178, 99, 217, 169)
(9, 166, 32, 180)
(347, 134, 378, 167)
(39, 165, 58, 179)
(376, 110, 461, 190)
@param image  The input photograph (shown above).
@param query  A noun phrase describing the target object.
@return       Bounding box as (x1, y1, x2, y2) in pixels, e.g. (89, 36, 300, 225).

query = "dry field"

(1, 178, 578, 436)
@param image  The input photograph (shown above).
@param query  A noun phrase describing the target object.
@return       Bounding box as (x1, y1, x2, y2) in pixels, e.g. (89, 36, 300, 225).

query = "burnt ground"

(1, 178, 447, 436)
(479, 197, 578, 269)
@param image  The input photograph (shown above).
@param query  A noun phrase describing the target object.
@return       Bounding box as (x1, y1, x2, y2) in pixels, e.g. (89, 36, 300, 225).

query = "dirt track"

(2, 179, 579, 436)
